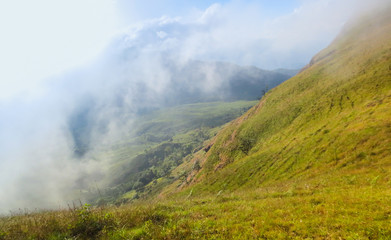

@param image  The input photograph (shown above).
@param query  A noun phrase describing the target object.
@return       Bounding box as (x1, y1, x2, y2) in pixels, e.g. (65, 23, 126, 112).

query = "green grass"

(1, 7, 391, 240)
(1, 182, 391, 239)
(173, 6, 391, 196)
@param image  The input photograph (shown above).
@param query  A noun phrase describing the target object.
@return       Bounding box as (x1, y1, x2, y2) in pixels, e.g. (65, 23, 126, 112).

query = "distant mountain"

(66, 59, 296, 157)
(164, 60, 296, 104)
(272, 68, 300, 76)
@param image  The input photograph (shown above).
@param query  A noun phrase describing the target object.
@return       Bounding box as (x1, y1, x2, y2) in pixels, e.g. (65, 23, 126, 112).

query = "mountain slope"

(2, 7, 391, 240)
(167, 7, 391, 195)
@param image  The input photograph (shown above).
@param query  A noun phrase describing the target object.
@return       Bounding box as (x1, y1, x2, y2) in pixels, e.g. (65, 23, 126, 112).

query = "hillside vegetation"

(81, 101, 257, 204)
(171, 6, 391, 195)
(1, 7, 391, 240)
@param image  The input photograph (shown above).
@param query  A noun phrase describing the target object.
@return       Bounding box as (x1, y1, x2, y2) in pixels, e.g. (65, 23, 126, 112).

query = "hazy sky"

(0, 0, 359, 102)
(115, 0, 301, 22)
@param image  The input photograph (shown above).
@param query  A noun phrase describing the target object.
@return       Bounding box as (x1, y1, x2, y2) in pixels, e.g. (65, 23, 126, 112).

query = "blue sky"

(116, 0, 301, 22)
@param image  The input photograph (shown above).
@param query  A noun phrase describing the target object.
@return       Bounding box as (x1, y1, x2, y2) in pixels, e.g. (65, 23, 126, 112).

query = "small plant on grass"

(69, 204, 116, 239)
(0, 231, 7, 240)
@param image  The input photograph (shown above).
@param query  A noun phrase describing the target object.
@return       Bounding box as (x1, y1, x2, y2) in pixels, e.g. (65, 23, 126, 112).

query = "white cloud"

(115, 0, 374, 69)
(156, 31, 168, 39)
(0, 0, 119, 102)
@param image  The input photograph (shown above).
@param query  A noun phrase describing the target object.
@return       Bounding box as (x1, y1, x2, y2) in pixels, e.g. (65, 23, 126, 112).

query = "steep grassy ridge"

(1, 8, 391, 240)
(171, 8, 391, 194)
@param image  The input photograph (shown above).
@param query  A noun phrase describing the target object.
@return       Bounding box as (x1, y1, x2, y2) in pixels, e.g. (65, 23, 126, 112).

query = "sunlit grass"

(1, 181, 391, 239)
(1, 7, 391, 240)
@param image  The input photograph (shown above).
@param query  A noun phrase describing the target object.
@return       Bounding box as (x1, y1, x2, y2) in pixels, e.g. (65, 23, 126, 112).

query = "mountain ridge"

(152, 5, 391, 199)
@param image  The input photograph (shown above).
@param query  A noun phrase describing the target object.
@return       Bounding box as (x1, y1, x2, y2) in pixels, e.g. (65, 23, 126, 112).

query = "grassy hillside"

(1, 7, 391, 240)
(169, 7, 391, 195)
(79, 101, 257, 205)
